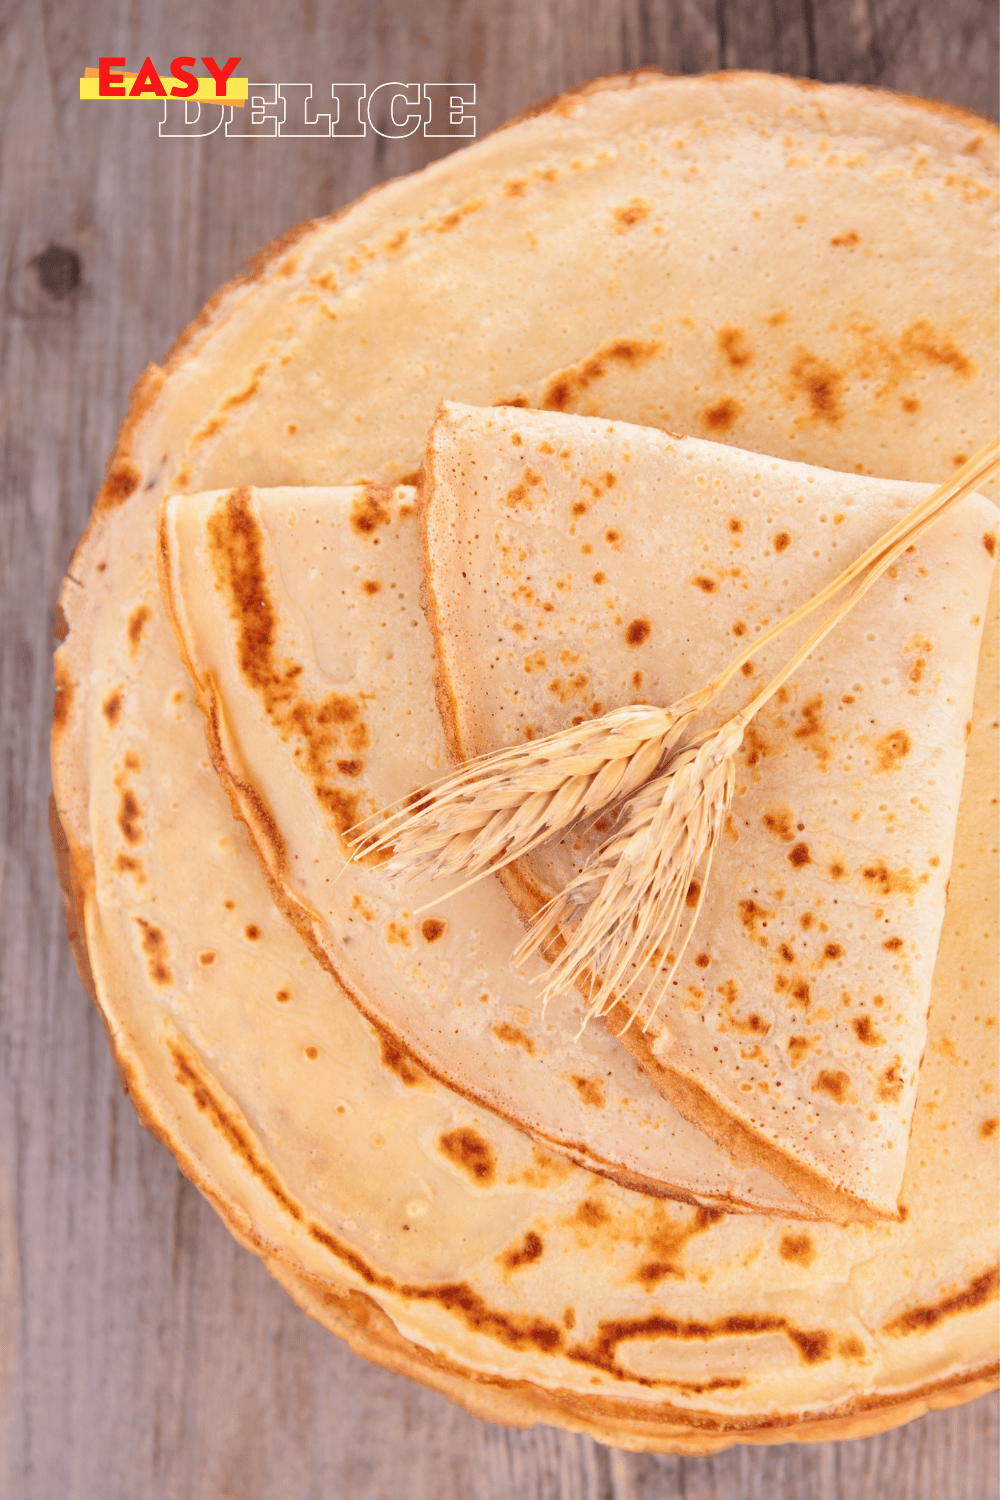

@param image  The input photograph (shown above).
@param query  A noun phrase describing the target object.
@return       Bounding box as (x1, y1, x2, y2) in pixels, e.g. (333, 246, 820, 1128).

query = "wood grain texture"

(1, 0, 997, 1495)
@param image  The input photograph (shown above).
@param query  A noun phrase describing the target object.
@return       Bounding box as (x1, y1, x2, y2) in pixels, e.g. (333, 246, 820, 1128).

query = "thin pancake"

(159, 481, 805, 1213)
(422, 402, 996, 1220)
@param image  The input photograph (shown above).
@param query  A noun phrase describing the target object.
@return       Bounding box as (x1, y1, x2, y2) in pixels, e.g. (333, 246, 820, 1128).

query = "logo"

(81, 60, 475, 140)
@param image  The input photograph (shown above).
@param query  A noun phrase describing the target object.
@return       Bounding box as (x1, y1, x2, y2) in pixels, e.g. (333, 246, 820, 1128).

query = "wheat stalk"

(514, 437, 999, 1027)
(349, 699, 706, 893)
(350, 439, 998, 957)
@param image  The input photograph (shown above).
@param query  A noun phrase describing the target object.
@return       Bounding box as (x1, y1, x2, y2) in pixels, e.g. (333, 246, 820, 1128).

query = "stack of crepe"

(52, 72, 999, 1450)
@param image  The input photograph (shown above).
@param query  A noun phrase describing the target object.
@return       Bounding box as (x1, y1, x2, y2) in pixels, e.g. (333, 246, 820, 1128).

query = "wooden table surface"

(2, 2, 997, 1496)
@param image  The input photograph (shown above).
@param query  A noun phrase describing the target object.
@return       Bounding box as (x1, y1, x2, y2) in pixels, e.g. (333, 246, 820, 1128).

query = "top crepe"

(51, 73, 999, 1444)
(421, 402, 997, 1220)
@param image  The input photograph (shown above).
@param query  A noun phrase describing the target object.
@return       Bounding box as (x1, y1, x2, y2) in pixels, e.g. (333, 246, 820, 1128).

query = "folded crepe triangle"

(157, 481, 813, 1218)
(421, 403, 998, 1221)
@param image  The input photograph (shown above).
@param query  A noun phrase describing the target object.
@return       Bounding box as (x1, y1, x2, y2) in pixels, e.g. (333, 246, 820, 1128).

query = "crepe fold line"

(51, 72, 999, 1444)
(421, 403, 997, 1221)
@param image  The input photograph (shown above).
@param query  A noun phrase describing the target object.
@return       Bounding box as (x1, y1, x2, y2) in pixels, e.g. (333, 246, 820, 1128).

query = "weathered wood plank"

(1, 0, 996, 1496)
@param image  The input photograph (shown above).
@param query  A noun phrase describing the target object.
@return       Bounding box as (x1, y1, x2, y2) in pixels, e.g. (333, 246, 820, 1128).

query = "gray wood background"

(2, 1, 997, 1495)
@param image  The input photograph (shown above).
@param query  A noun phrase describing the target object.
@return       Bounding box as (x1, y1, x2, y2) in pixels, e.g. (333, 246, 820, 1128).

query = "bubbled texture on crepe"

(51, 74, 999, 1439)
(422, 404, 997, 1218)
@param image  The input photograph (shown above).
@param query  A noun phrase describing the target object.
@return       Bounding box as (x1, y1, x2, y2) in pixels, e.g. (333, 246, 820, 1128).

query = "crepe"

(51, 73, 999, 1446)
(422, 402, 997, 1221)
(158, 480, 804, 1213)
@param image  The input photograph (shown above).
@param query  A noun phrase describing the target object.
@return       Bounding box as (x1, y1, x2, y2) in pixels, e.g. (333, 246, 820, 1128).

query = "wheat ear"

(515, 437, 999, 1026)
(350, 439, 998, 903)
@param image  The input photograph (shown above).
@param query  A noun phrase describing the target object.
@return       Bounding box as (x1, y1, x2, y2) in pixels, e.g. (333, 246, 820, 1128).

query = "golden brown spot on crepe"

(433, 197, 486, 233)
(773, 531, 792, 553)
(694, 953, 711, 969)
(883, 935, 903, 951)
(336, 758, 363, 777)
(113, 853, 143, 879)
(900, 317, 973, 378)
(612, 198, 651, 230)
(540, 337, 662, 410)
(853, 1014, 885, 1046)
(743, 724, 770, 768)
(117, 789, 142, 846)
(136, 918, 172, 986)
(788, 842, 811, 869)
(362, 579, 382, 595)
(787, 1036, 810, 1066)
(504, 178, 527, 198)
(839, 1335, 866, 1360)
(979, 1117, 999, 1139)
(127, 604, 150, 654)
(685, 880, 701, 909)
(420, 917, 447, 943)
(830, 230, 860, 248)
(780, 1233, 815, 1266)
(303, 1045, 318, 1061)
(983, 532, 997, 558)
(195, 950, 216, 967)
(102, 691, 122, 726)
(789, 349, 844, 425)
(789, 1329, 833, 1364)
(575, 1198, 609, 1228)
(493, 1022, 535, 1055)
(812, 1069, 850, 1103)
(790, 980, 811, 1008)
(862, 861, 917, 897)
(572, 1076, 606, 1107)
(877, 1059, 905, 1103)
(793, 695, 829, 765)
(728, 517, 744, 535)
(275, 989, 290, 1003)
(311, 269, 339, 292)
(500, 1231, 544, 1271)
(693, 575, 717, 593)
(350, 486, 393, 536)
(244, 924, 261, 941)
(763, 806, 795, 842)
(822, 942, 843, 961)
(99, 459, 142, 509)
(884, 1268, 999, 1337)
(875, 730, 912, 772)
(319, 787, 361, 840)
(378, 1033, 426, 1087)
(778, 942, 795, 963)
(223, 900, 235, 910)
(702, 397, 741, 431)
(738, 898, 773, 935)
(604, 527, 622, 549)
(438, 1128, 496, 1185)
(523, 649, 546, 674)
(717, 325, 753, 368)
(52, 661, 74, 733)
(385, 921, 410, 947)
(624, 617, 651, 647)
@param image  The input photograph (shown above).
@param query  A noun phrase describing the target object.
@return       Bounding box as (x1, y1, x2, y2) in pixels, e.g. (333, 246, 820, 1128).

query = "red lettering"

(201, 56, 240, 98)
(98, 56, 126, 97)
(169, 57, 198, 98)
(128, 56, 166, 98)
